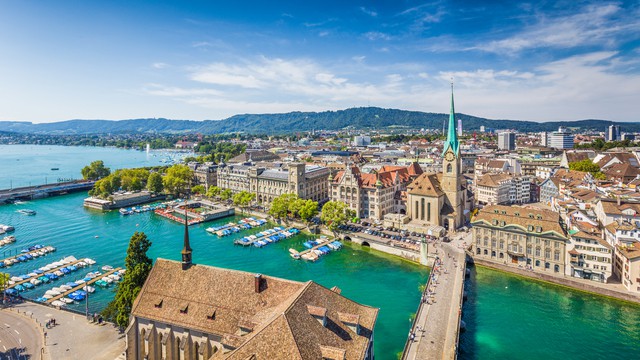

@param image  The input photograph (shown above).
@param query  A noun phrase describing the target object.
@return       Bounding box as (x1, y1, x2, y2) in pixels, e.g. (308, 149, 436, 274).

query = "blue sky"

(0, 0, 639, 123)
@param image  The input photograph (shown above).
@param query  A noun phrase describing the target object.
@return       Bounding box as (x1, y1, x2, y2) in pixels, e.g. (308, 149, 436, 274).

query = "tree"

(569, 159, 606, 179)
(288, 197, 305, 218)
(220, 189, 232, 201)
(298, 199, 319, 223)
(191, 185, 206, 195)
(147, 172, 163, 193)
(206, 186, 221, 198)
(320, 200, 351, 232)
(102, 232, 153, 328)
(81, 160, 111, 180)
(162, 164, 193, 196)
(233, 191, 255, 213)
(269, 193, 298, 221)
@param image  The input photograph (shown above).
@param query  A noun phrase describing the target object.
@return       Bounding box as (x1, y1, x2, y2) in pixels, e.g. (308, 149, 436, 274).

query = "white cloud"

(364, 31, 391, 41)
(151, 62, 169, 69)
(474, 3, 639, 54)
(360, 7, 378, 17)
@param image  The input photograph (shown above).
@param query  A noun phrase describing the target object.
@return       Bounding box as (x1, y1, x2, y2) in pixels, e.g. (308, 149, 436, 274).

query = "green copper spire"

(442, 82, 459, 157)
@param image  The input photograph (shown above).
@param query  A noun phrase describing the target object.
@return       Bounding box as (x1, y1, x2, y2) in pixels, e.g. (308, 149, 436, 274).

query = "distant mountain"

(1, 108, 637, 134)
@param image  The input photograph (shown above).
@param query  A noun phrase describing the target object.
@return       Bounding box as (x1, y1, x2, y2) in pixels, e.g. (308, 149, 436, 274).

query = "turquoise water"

(459, 266, 640, 359)
(0, 144, 192, 189)
(0, 192, 427, 358)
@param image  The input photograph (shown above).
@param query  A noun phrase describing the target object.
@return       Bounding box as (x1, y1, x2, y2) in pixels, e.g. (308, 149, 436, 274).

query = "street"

(0, 310, 42, 360)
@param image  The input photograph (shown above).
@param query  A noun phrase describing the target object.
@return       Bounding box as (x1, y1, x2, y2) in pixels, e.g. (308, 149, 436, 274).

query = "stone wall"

(472, 258, 640, 304)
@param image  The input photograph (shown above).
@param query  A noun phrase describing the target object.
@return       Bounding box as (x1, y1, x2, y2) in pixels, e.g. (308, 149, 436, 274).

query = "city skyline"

(1, 0, 639, 123)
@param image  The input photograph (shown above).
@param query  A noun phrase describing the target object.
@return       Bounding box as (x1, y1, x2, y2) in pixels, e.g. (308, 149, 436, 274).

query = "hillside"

(1, 107, 636, 134)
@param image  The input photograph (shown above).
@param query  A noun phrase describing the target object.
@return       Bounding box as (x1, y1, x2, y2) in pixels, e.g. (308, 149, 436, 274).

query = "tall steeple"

(442, 82, 459, 157)
(181, 207, 192, 270)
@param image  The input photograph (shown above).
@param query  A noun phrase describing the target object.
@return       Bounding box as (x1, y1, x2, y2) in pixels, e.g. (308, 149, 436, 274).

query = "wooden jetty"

(47, 267, 122, 303)
(292, 237, 332, 260)
(0, 246, 56, 265)
(8, 258, 85, 289)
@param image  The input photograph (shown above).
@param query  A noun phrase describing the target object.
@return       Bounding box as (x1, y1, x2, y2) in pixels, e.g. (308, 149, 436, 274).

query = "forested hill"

(1, 107, 635, 134)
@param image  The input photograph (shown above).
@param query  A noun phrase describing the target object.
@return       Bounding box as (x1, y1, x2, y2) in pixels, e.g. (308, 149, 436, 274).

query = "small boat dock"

(290, 236, 343, 261)
(46, 267, 122, 304)
(154, 199, 234, 225)
(207, 217, 267, 237)
(0, 245, 56, 267)
(7, 258, 86, 289)
(234, 227, 300, 247)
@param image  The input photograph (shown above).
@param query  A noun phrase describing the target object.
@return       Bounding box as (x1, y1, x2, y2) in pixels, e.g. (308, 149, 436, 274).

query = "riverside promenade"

(403, 238, 467, 360)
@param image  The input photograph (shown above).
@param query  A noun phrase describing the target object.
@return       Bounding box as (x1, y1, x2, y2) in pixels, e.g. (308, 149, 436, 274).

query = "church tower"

(181, 207, 192, 270)
(442, 84, 463, 230)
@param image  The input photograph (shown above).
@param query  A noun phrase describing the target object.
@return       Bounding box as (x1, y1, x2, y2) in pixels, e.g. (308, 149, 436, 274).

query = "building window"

(491, 250, 496, 257)
(447, 163, 452, 173)
(535, 247, 541, 256)
(554, 251, 560, 261)
(499, 240, 504, 249)
(421, 199, 425, 221)
(427, 202, 431, 222)
(554, 264, 560, 272)
(545, 249, 551, 258)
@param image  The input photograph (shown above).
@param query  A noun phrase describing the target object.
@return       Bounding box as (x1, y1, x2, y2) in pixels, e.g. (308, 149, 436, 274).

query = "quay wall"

(472, 258, 640, 304)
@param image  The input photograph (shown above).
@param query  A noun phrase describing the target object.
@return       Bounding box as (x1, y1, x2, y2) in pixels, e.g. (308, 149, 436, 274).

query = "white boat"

(51, 300, 66, 307)
(30, 279, 42, 286)
(60, 298, 74, 304)
(54, 270, 64, 277)
(42, 294, 53, 299)
(45, 289, 60, 296)
(74, 279, 86, 285)
(83, 286, 95, 293)
(11, 276, 22, 282)
(102, 265, 113, 271)
(60, 285, 72, 291)
(52, 287, 64, 293)
(101, 277, 113, 284)
(108, 274, 121, 281)
(84, 258, 96, 265)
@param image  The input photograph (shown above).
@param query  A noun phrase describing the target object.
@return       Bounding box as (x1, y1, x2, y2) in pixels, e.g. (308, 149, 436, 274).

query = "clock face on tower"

(445, 151, 455, 162)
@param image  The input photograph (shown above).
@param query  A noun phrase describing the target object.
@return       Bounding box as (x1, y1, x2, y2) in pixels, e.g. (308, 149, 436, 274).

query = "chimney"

(254, 273, 262, 293)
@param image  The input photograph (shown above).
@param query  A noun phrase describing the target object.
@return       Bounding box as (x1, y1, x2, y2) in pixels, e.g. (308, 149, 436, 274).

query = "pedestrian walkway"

(8, 302, 125, 360)
(403, 240, 466, 360)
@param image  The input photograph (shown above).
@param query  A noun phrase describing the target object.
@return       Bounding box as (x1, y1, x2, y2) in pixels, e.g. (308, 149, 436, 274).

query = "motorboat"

(51, 300, 66, 307)
(17, 209, 37, 216)
(83, 285, 95, 293)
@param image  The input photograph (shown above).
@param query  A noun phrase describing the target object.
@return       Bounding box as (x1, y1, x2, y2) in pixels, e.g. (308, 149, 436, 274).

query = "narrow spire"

(442, 82, 459, 157)
(181, 206, 192, 270)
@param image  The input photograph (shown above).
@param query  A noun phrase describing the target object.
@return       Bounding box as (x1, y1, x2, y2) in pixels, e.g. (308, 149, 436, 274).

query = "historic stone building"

(125, 223, 378, 359)
(405, 87, 472, 232)
(471, 205, 569, 273)
(329, 163, 423, 220)
(217, 163, 330, 204)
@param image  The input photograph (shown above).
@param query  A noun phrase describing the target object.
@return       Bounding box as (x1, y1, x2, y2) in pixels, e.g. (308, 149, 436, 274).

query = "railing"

(400, 263, 436, 360)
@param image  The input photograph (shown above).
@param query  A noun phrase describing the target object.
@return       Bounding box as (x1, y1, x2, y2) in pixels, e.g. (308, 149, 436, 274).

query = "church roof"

(132, 259, 378, 360)
(407, 173, 444, 196)
(442, 84, 460, 157)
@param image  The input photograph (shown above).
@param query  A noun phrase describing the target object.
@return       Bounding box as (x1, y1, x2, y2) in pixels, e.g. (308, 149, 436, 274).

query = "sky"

(0, 0, 639, 123)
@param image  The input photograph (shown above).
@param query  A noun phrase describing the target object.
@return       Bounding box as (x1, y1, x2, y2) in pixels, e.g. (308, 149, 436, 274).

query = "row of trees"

(87, 163, 194, 199)
(575, 138, 639, 151)
(268, 193, 319, 224)
(184, 141, 246, 164)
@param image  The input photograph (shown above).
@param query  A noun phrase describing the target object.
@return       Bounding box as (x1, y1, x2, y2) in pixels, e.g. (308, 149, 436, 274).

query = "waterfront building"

(566, 221, 613, 283)
(405, 86, 472, 231)
(471, 205, 569, 273)
(217, 163, 330, 204)
(175, 140, 197, 149)
(125, 223, 378, 359)
(614, 242, 640, 293)
(83, 190, 165, 211)
(329, 163, 422, 220)
(228, 150, 279, 163)
(497, 132, 516, 151)
(549, 127, 574, 149)
(189, 162, 218, 190)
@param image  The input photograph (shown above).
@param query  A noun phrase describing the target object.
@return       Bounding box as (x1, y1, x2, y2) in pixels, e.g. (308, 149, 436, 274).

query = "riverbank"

(471, 258, 640, 304)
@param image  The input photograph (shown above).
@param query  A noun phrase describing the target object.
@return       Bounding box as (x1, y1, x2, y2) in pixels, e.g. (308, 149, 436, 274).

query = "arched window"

(420, 199, 425, 220)
(483, 249, 488, 255)
(415, 201, 419, 217)
(554, 264, 560, 273)
(427, 202, 431, 222)
(476, 248, 481, 254)
(535, 260, 540, 267)
(447, 163, 452, 173)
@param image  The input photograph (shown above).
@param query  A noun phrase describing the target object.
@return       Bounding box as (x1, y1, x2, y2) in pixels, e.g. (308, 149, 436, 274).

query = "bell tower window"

(447, 163, 452, 173)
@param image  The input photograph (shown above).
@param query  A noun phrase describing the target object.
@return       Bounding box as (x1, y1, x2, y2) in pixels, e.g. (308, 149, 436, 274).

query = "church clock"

(444, 151, 455, 162)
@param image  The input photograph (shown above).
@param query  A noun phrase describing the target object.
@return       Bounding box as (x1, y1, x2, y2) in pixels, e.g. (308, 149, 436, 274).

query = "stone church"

(406, 86, 473, 232)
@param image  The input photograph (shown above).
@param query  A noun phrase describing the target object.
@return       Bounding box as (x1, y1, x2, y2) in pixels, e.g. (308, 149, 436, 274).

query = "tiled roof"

(472, 205, 567, 237)
(616, 242, 640, 260)
(407, 173, 444, 197)
(476, 173, 512, 188)
(133, 259, 378, 360)
(599, 200, 640, 216)
(603, 163, 640, 179)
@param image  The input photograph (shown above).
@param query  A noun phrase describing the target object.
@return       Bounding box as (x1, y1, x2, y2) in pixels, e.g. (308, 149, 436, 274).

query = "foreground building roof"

(131, 259, 378, 359)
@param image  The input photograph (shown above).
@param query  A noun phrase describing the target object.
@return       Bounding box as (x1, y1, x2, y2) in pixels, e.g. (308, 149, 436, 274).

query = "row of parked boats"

(206, 217, 268, 237)
(119, 203, 168, 215)
(0, 244, 56, 268)
(0, 235, 16, 247)
(5, 256, 95, 293)
(234, 227, 300, 247)
(289, 237, 343, 261)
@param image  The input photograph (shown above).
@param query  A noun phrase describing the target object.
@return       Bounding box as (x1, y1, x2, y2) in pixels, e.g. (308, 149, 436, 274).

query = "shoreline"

(472, 259, 640, 305)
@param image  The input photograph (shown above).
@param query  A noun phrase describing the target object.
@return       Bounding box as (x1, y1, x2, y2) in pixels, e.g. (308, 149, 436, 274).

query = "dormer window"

(536, 226, 542, 233)
(514, 212, 520, 217)
(500, 221, 506, 227)
(307, 305, 328, 327)
(180, 304, 189, 314)
(154, 299, 163, 308)
(206, 309, 217, 320)
(528, 225, 534, 232)
(529, 214, 534, 219)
